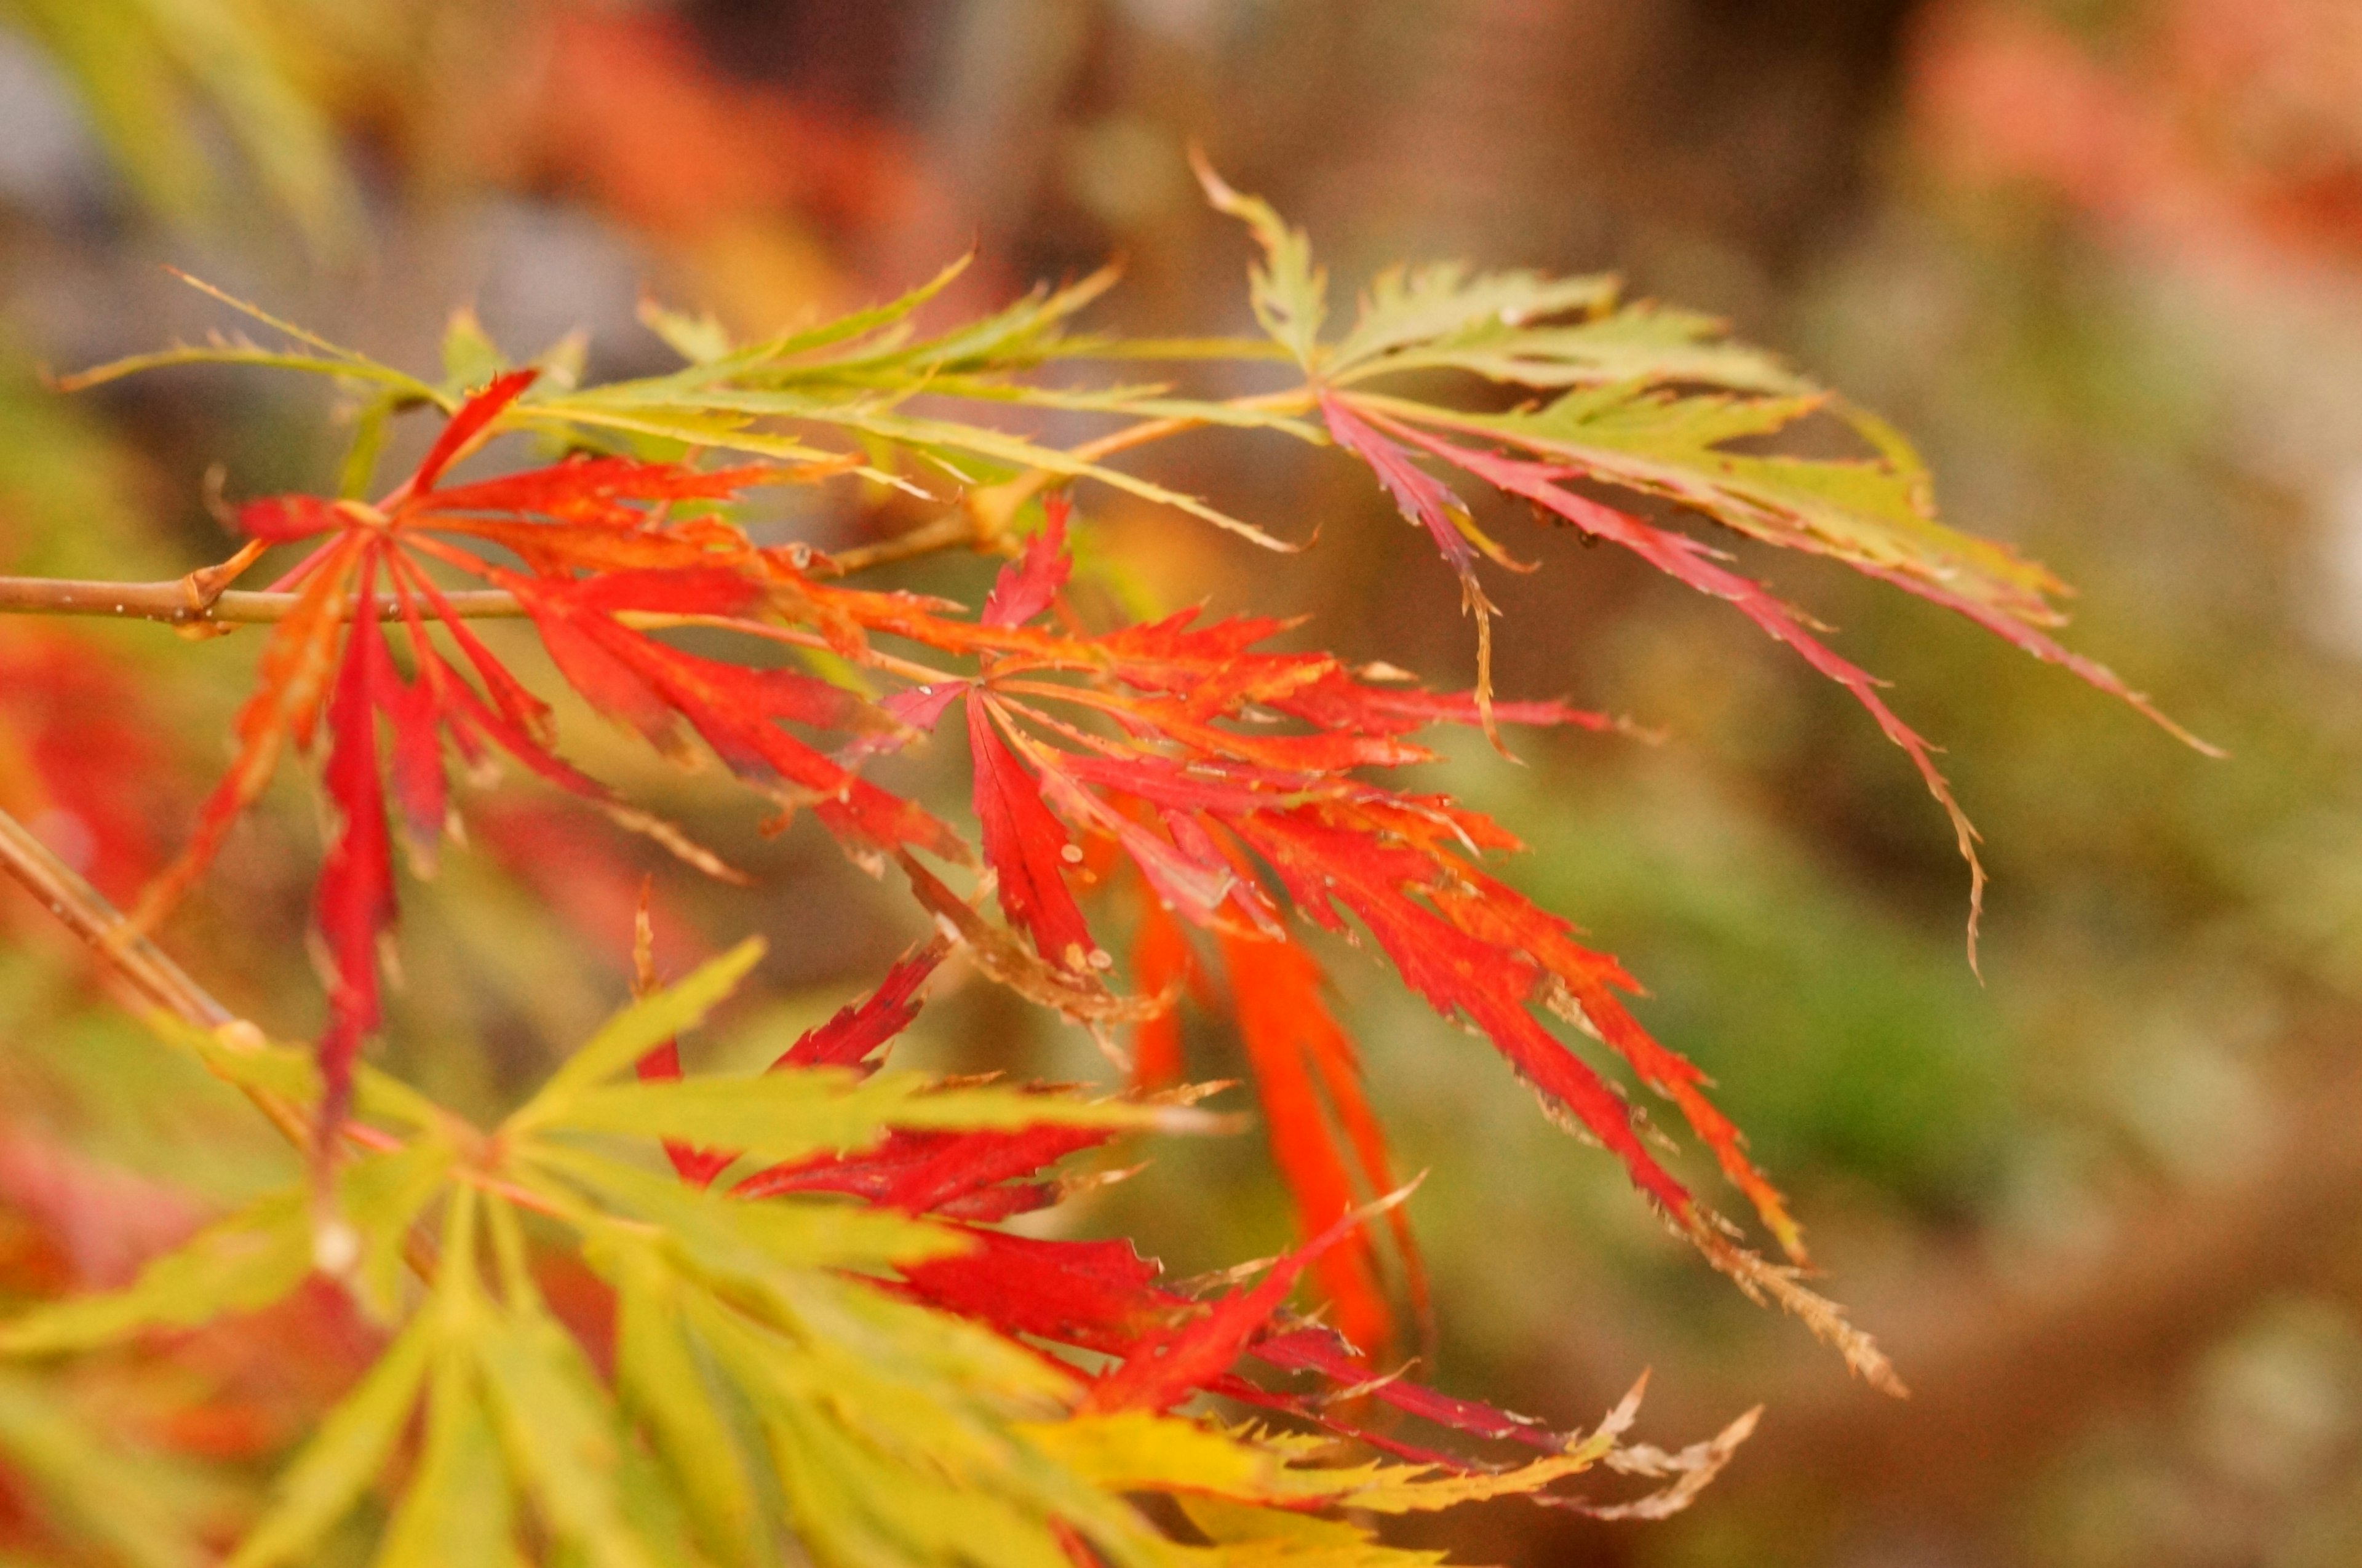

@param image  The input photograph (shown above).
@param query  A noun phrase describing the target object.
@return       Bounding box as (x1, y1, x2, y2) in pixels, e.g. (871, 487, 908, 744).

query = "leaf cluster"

(0, 159, 2212, 1566)
(0, 947, 1726, 1567)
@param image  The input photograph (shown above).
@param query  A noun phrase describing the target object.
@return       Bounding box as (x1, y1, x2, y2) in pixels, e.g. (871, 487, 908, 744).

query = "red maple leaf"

(749, 507, 1831, 1337)
(143, 373, 947, 1149)
(640, 955, 1737, 1487)
(1305, 392, 2219, 964)
(145, 377, 1879, 1370)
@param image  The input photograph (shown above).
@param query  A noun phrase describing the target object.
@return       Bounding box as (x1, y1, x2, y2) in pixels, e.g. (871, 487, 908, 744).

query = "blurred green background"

(4, 1, 2361, 1563)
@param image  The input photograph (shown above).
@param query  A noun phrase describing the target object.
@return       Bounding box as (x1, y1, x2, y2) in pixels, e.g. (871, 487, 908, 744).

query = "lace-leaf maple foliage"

(1, 941, 1752, 1568)
(0, 170, 2204, 1563)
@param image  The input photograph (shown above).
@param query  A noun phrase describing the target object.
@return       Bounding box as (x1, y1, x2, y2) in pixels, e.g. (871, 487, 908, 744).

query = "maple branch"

(968, 418, 1197, 547)
(0, 573, 954, 629)
(0, 387, 1325, 623)
(828, 391, 1315, 570)
(821, 512, 985, 575)
(0, 803, 322, 1169)
(0, 803, 447, 1268)
(978, 396, 1319, 543)
(0, 575, 527, 626)
(0, 387, 1332, 632)
(0, 807, 230, 1031)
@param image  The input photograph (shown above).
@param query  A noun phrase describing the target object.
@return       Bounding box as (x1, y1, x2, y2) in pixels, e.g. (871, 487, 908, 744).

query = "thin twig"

(0, 804, 439, 1276)
(0, 387, 1321, 626)
(0, 549, 962, 626)
(0, 578, 526, 626)
(821, 512, 988, 575)
(0, 806, 309, 1162)
(0, 810, 231, 1029)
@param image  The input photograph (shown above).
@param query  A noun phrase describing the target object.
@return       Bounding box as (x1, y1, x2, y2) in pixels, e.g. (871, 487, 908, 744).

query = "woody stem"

(0, 806, 229, 1030)
(0, 803, 443, 1271)
(0, 577, 525, 626)
(0, 388, 1324, 623)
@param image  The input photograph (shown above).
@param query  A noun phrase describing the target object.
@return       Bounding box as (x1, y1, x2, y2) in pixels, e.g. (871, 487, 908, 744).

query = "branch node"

(179, 538, 267, 615)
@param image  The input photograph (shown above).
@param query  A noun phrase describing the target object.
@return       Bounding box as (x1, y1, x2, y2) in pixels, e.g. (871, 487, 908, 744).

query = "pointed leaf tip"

(982, 493, 1073, 629)
(512, 936, 767, 1126)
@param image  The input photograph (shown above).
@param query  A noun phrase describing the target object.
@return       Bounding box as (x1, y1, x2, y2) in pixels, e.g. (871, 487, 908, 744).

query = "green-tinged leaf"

(550, 383, 900, 421)
(536, 1070, 1167, 1169)
(637, 301, 736, 367)
(472, 1305, 665, 1568)
(0, 1368, 218, 1568)
(758, 1398, 1084, 1568)
(601, 258, 1089, 432)
(160, 269, 395, 372)
(373, 1353, 515, 1568)
(0, 1187, 311, 1356)
(687, 1289, 1186, 1567)
(440, 309, 509, 394)
(841, 269, 1116, 379)
(795, 406, 1300, 549)
(530, 1144, 964, 1274)
(356, 1068, 453, 1131)
(696, 1294, 1128, 1568)
(654, 254, 975, 382)
(1334, 298, 1805, 394)
(514, 402, 843, 464)
(603, 1244, 771, 1567)
(1313, 1454, 1607, 1516)
(429, 1184, 484, 1321)
(797, 373, 1325, 443)
(718, 1266, 1079, 1415)
(338, 389, 406, 500)
(1327, 262, 1618, 379)
(1372, 384, 2064, 616)
(56, 342, 445, 399)
(1524, 381, 1826, 452)
(534, 328, 589, 392)
(1025, 1411, 1604, 1516)
(146, 1013, 450, 1132)
(1193, 154, 1326, 370)
(611, 1449, 706, 1568)
(225, 1314, 437, 1568)
(341, 1136, 456, 1323)
(1017, 1411, 1278, 1500)
(1178, 1496, 1446, 1562)
(148, 1016, 316, 1105)
(792, 640, 880, 700)
(551, 383, 1302, 551)
(509, 937, 766, 1129)
(482, 1192, 539, 1313)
